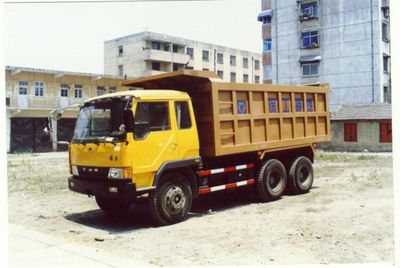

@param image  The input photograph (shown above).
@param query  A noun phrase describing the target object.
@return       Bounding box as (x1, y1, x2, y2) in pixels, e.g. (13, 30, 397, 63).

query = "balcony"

(141, 70, 168, 77)
(143, 49, 191, 65)
(382, 0, 389, 9)
(6, 95, 84, 110)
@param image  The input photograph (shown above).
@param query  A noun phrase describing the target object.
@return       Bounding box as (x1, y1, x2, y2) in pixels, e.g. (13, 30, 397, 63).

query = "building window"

(268, 98, 277, 113)
(60, 84, 69, 97)
(300, 2, 318, 18)
(74, 85, 83, 98)
(382, 2, 390, 18)
(172, 44, 178, 53)
(202, 50, 209, 62)
(254, 60, 260, 70)
(34, 81, 44, 97)
(382, 22, 389, 42)
(152, 41, 160, 50)
(263, 38, 272, 52)
(217, 70, 224, 79)
(118, 64, 124, 77)
(152, 62, 161, 71)
(230, 55, 236, 66)
(344, 122, 357, 142)
(302, 62, 319, 76)
(383, 86, 391, 103)
(243, 74, 249, 83)
(217, 53, 224, 64)
(261, 15, 271, 24)
(255, 75, 260, 83)
(301, 31, 319, 48)
(263, 66, 272, 80)
(109, 87, 117, 93)
(202, 68, 209, 71)
(173, 63, 179, 71)
(295, 98, 302, 112)
(97, 86, 105, 96)
(118, 45, 123, 57)
(18, 81, 28, 95)
(380, 122, 392, 143)
(383, 56, 389, 73)
(186, 47, 194, 59)
(230, 72, 236, 82)
(243, 57, 249, 68)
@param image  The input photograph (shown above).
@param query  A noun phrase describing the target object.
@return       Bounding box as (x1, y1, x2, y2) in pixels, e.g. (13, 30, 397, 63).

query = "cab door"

(132, 101, 179, 188)
(173, 100, 200, 159)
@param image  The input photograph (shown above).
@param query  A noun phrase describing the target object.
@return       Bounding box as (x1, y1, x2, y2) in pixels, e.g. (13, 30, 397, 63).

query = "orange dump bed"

(123, 70, 330, 157)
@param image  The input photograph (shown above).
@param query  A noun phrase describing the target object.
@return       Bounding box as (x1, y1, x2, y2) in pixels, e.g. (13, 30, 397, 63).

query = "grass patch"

(357, 155, 377, 160)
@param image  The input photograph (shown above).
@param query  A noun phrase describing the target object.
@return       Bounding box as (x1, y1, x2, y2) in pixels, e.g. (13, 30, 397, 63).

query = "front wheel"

(95, 196, 131, 217)
(256, 159, 287, 202)
(149, 173, 192, 226)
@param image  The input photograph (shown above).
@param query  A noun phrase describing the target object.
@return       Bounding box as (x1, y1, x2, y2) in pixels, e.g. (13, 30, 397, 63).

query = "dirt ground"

(7, 151, 394, 266)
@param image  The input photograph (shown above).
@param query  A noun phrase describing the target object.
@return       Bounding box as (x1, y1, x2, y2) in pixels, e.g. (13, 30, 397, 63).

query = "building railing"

(6, 95, 84, 109)
(143, 49, 191, 65)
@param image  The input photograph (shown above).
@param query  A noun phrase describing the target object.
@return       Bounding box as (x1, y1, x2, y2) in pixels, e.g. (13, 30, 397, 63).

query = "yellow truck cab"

(64, 70, 330, 225)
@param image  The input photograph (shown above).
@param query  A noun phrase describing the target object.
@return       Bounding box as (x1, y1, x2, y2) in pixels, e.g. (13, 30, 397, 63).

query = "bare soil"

(7, 151, 394, 266)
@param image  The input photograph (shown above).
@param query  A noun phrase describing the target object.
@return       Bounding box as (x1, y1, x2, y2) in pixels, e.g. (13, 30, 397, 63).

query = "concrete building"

(5, 66, 125, 153)
(104, 31, 263, 84)
(258, 0, 391, 111)
(320, 103, 391, 152)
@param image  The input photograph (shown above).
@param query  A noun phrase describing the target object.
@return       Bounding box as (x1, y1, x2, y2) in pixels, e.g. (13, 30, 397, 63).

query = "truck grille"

(77, 166, 109, 179)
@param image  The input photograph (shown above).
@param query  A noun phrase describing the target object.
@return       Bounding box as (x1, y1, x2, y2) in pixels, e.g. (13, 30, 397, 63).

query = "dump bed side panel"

(210, 82, 330, 156)
(121, 71, 330, 158)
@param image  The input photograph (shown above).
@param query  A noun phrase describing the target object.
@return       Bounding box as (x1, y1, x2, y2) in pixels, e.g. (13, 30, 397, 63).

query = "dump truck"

(61, 70, 330, 225)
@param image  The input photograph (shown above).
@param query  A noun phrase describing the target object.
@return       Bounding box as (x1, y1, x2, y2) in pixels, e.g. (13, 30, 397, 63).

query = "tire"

(256, 159, 287, 202)
(288, 156, 314, 194)
(149, 173, 192, 226)
(95, 196, 131, 217)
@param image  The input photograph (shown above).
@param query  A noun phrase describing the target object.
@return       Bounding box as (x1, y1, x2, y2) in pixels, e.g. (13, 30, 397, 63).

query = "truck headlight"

(108, 167, 131, 179)
(71, 165, 79, 176)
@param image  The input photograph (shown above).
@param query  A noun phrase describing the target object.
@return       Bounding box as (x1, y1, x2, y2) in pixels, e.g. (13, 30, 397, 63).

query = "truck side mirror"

(123, 109, 135, 132)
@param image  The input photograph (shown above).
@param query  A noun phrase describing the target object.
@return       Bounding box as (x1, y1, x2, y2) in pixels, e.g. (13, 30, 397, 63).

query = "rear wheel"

(256, 159, 287, 202)
(95, 196, 131, 217)
(149, 173, 192, 226)
(288, 156, 314, 194)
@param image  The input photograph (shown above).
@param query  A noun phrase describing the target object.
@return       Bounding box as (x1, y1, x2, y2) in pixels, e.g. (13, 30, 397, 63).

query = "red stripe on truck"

(197, 170, 212, 177)
(197, 163, 254, 177)
(198, 178, 255, 195)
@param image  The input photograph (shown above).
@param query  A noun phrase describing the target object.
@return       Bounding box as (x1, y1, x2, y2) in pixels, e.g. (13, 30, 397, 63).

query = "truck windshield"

(73, 97, 132, 142)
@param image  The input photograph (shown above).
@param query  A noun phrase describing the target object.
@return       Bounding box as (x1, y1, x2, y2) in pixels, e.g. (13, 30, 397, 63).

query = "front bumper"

(68, 177, 138, 201)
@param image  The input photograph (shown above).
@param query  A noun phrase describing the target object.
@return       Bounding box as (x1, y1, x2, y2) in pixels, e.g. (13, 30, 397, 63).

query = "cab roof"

(85, 89, 190, 103)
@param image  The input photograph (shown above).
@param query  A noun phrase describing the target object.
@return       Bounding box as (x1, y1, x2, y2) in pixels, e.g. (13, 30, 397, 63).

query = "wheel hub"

(299, 167, 310, 184)
(165, 186, 186, 214)
(268, 171, 282, 192)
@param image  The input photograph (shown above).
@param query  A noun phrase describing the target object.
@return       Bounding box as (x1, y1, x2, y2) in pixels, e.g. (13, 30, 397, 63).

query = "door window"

(134, 102, 170, 139)
(175, 101, 192, 129)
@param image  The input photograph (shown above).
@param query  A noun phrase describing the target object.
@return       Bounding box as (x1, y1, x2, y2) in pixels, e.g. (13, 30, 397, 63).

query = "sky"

(4, 0, 262, 74)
